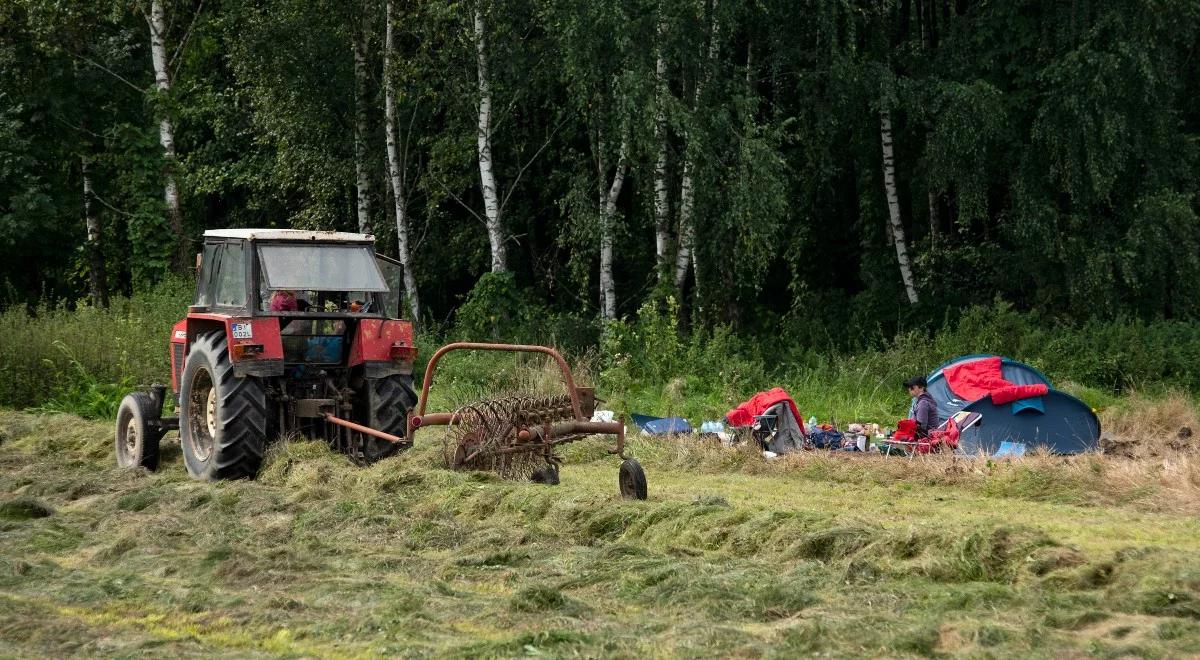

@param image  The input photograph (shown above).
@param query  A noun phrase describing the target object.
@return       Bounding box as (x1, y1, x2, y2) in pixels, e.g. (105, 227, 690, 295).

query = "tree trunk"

(928, 189, 940, 245)
(652, 18, 670, 274)
(148, 0, 186, 268)
(599, 138, 629, 320)
(673, 157, 695, 291)
(384, 0, 421, 323)
(474, 6, 506, 272)
(82, 156, 108, 308)
(353, 6, 372, 235)
(673, 0, 721, 292)
(880, 109, 919, 304)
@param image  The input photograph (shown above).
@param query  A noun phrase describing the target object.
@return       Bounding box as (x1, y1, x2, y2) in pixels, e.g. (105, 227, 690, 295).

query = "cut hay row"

(3, 409, 1200, 656)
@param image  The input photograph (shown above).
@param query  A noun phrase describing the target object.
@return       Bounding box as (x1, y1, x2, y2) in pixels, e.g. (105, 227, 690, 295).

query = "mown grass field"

(4, 408, 1200, 658)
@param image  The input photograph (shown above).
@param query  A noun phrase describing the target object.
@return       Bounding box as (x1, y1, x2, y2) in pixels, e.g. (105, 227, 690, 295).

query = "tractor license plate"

(231, 323, 253, 339)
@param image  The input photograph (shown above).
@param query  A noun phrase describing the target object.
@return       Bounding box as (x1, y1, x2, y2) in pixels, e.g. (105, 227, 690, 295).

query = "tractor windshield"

(258, 244, 388, 292)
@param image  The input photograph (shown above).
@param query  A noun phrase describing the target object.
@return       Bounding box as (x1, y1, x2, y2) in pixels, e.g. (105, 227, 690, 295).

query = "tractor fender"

(349, 319, 415, 373)
(180, 314, 284, 382)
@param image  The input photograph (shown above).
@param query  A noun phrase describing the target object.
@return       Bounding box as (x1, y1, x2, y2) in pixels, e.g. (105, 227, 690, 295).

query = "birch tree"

(146, 0, 185, 267)
(352, 1, 372, 235)
(82, 155, 108, 308)
(474, 4, 506, 272)
(598, 134, 629, 320)
(652, 17, 671, 272)
(673, 0, 721, 292)
(384, 0, 421, 321)
(880, 108, 919, 304)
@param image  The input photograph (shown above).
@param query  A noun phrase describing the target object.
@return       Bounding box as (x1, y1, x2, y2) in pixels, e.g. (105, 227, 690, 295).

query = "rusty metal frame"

(408, 342, 585, 442)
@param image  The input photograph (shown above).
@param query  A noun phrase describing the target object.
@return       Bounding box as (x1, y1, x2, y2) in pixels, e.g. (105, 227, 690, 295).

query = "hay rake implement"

(407, 342, 647, 499)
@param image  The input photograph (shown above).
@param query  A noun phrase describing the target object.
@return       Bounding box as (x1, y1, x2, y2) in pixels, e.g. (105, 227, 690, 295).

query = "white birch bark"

(385, 0, 421, 322)
(652, 18, 670, 272)
(599, 138, 629, 320)
(673, 0, 721, 292)
(83, 156, 107, 308)
(880, 109, 919, 304)
(673, 157, 695, 290)
(147, 0, 184, 258)
(474, 6, 506, 272)
(353, 10, 372, 235)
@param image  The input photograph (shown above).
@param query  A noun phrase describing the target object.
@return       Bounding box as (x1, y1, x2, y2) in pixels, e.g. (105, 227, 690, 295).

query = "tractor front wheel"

(115, 392, 163, 471)
(179, 332, 268, 480)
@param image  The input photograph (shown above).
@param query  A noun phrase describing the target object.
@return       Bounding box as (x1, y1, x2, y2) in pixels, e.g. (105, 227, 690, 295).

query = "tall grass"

(0, 279, 190, 410)
(2, 277, 1199, 423)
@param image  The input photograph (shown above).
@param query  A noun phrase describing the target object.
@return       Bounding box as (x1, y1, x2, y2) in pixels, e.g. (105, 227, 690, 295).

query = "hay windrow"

(3, 407, 1200, 656)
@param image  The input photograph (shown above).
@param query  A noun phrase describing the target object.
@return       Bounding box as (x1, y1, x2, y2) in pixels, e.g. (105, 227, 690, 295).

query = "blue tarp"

(630, 413, 694, 435)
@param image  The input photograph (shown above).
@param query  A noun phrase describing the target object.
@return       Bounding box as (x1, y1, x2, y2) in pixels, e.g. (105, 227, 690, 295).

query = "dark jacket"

(912, 392, 939, 435)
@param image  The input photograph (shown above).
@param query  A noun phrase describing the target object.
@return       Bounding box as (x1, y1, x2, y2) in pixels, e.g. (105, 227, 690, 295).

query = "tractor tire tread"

(182, 331, 268, 480)
(360, 375, 415, 463)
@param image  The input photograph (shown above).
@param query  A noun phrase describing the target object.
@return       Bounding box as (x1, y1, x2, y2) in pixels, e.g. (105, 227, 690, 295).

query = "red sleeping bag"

(942, 356, 1048, 404)
(726, 387, 807, 434)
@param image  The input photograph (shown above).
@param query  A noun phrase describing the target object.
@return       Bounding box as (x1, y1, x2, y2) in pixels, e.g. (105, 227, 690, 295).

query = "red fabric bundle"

(725, 387, 806, 434)
(892, 418, 919, 442)
(927, 416, 961, 452)
(943, 356, 1048, 404)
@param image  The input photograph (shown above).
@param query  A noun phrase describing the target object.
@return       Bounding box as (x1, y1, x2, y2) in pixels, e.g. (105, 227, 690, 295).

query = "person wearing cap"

(904, 375, 940, 437)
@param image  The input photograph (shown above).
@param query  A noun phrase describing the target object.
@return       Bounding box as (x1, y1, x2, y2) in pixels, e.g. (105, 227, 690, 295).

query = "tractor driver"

(268, 289, 298, 312)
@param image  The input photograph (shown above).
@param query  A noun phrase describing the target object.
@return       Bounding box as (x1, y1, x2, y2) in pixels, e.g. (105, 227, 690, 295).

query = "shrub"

(0, 277, 190, 410)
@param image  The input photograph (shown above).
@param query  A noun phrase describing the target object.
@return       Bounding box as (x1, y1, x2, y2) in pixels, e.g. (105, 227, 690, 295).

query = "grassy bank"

(5, 282, 1200, 427)
(4, 410, 1200, 656)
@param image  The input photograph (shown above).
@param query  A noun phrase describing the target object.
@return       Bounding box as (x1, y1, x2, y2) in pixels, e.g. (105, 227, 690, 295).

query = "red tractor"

(115, 229, 417, 479)
(114, 229, 646, 497)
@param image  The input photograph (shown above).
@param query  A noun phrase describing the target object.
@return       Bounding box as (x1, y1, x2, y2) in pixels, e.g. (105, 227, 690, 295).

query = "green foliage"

(453, 271, 547, 342)
(0, 277, 190, 409)
(27, 343, 136, 419)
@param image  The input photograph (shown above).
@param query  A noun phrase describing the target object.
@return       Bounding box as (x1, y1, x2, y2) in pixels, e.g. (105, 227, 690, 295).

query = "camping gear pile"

(628, 354, 1102, 459)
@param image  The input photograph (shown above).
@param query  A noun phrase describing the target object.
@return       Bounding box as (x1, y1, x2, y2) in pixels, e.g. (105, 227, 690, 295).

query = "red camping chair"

(882, 412, 980, 456)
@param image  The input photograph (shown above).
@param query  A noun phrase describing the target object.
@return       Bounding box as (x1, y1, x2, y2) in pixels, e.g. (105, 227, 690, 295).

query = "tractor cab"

(178, 229, 415, 379)
(191, 230, 403, 368)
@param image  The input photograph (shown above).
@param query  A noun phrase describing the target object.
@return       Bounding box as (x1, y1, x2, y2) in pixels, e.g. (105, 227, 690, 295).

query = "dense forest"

(3, 0, 1199, 343)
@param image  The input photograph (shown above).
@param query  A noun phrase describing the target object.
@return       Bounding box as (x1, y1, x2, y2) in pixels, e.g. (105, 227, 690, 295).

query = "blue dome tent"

(925, 355, 1100, 455)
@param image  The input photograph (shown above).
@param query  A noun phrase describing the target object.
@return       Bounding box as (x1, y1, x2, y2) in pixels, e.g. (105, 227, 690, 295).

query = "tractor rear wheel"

(115, 392, 163, 471)
(355, 375, 415, 464)
(179, 331, 268, 480)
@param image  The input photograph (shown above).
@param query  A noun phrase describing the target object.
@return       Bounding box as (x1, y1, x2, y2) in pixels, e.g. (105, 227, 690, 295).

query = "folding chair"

(881, 411, 982, 457)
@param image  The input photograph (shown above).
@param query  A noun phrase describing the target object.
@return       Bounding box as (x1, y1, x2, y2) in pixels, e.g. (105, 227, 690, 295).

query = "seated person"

(268, 289, 297, 312)
(265, 289, 312, 312)
(904, 375, 940, 437)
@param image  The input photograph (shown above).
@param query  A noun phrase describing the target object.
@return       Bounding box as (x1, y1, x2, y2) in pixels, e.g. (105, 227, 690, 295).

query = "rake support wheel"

(619, 459, 647, 500)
